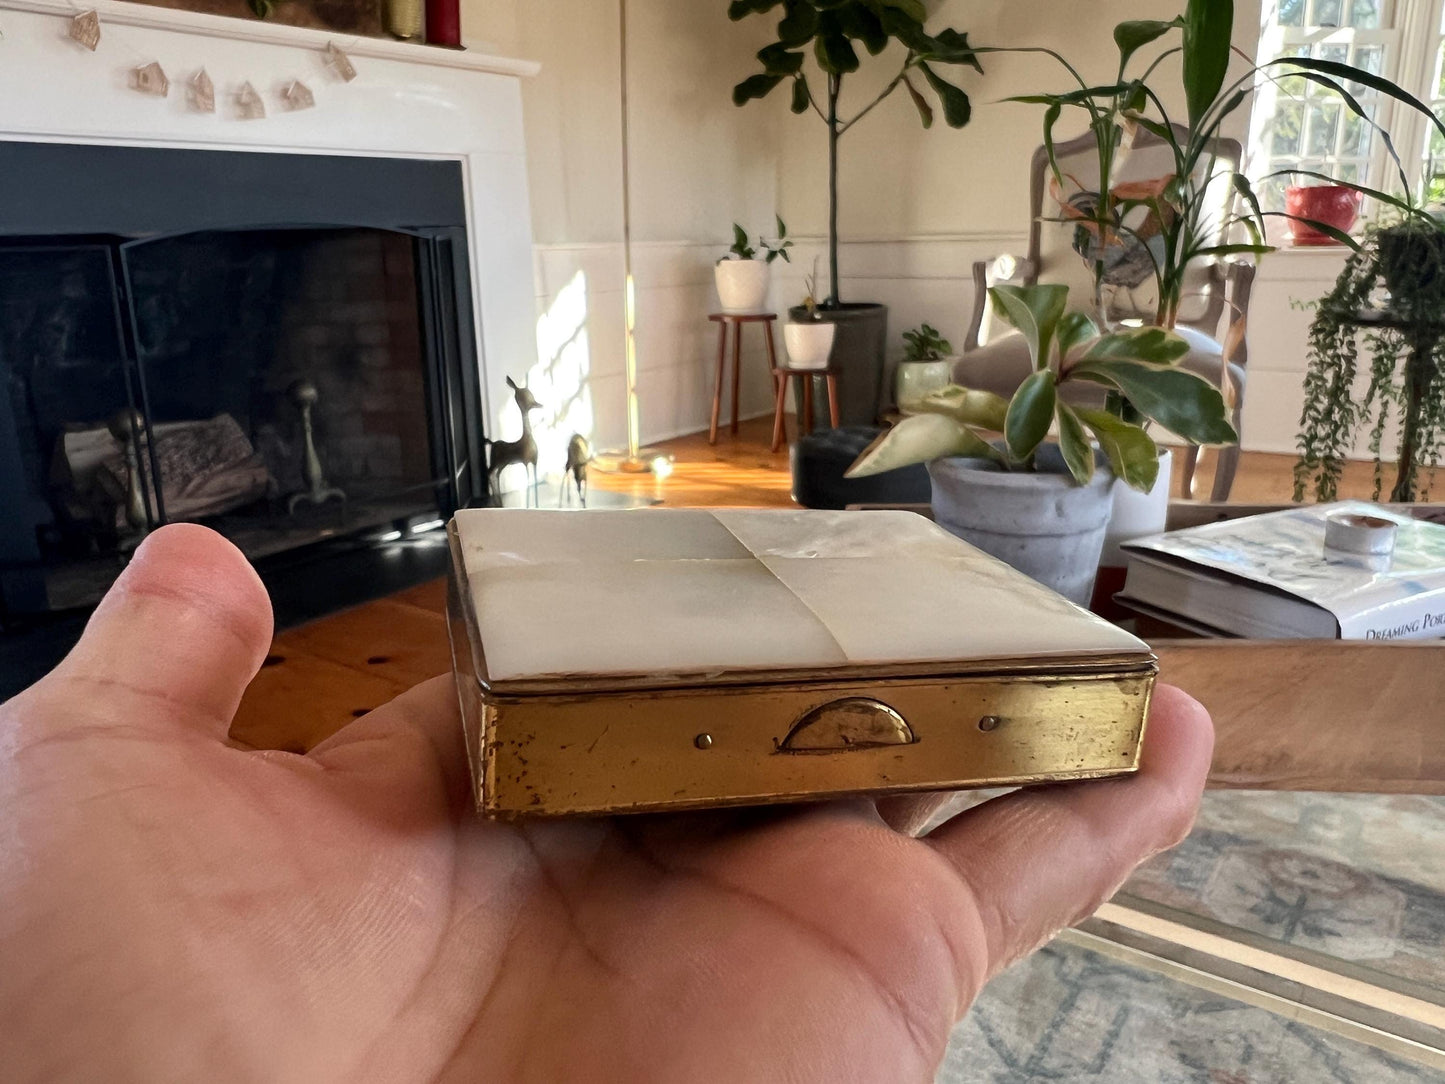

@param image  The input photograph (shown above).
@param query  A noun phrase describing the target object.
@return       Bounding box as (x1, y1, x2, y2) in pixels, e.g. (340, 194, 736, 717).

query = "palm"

(1, 526, 1213, 1083)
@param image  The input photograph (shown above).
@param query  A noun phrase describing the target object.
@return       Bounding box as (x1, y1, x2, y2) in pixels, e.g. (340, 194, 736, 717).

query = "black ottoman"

(789, 426, 932, 510)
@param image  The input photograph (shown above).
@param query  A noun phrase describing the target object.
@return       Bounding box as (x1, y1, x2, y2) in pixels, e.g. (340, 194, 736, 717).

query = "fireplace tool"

(108, 408, 152, 551)
(286, 379, 346, 515)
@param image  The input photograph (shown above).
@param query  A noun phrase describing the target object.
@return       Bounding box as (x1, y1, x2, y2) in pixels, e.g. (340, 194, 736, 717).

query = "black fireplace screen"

(0, 144, 487, 621)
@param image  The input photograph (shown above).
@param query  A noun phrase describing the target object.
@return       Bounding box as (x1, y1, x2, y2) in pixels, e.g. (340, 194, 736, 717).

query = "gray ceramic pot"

(926, 444, 1115, 605)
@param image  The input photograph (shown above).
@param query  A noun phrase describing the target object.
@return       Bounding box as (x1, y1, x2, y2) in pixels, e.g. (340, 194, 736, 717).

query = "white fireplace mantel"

(0, 0, 540, 439)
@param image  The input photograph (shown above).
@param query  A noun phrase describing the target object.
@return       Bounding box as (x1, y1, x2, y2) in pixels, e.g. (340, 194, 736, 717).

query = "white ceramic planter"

(895, 356, 957, 413)
(714, 258, 770, 313)
(927, 445, 1115, 606)
(1100, 447, 1173, 567)
(783, 320, 836, 369)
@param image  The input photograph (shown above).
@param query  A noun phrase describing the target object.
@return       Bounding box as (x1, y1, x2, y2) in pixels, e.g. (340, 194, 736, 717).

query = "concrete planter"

(714, 258, 770, 313)
(927, 444, 1114, 605)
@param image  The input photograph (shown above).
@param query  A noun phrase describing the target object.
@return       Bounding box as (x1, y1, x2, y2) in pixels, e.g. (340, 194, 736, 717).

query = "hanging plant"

(1296, 218, 1445, 503)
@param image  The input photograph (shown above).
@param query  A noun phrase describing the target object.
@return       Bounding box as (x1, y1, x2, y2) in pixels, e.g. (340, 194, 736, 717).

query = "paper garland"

(283, 80, 315, 110)
(56, 8, 359, 118)
(68, 9, 100, 50)
(189, 68, 216, 113)
(236, 82, 265, 119)
(132, 61, 169, 96)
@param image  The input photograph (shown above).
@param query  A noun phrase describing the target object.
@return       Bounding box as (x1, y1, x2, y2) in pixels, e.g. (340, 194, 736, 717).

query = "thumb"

(48, 524, 273, 735)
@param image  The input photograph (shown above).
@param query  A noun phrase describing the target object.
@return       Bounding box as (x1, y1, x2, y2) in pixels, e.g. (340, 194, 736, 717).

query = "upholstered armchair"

(956, 125, 1255, 502)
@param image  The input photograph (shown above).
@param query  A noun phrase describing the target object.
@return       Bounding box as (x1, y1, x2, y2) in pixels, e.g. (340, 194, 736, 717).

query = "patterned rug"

(1124, 792, 1445, 996)
(937, 791, 1445, 1081)
(941, 941, 1443, 1083)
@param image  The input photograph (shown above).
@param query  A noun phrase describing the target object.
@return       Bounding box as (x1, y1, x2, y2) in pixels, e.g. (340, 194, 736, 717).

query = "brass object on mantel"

(447, 509, 1157, 818)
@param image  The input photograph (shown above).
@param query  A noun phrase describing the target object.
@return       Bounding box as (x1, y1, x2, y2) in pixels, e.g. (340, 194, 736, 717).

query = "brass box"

(447, 509, 1156, 818)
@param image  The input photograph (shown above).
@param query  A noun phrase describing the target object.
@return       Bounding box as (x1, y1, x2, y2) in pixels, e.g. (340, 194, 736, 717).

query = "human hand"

(0, 525, 1212, 1083)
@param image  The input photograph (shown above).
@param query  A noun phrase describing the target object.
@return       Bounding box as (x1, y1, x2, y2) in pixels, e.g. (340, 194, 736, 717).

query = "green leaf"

(914, 385, 1009, 431)
(775, 214, 787, 239)
(989, 283, 1068, 369)
(1230, 172, 1267, 243)
(790, 75, 811, 113)
(1262, 167, 1415, 219)
(1004, 370, 1057, 461)
(902, 74, 933, 128)
(838, 4, 886, 54)
(1041, 101, 1062, 182)
(876, 6, 933, 52)
(815, 30, 860, 74)
(919, 62, 971, 128)
(844, 413, 1001, 477)
(928, 29, 984, 73)
(1263, 211, 1360, 249)
(1080, 325, 1190, 365)
(1055, 402, 1096, 486)
(1182, 0, 1232, 131)
(1113, 18, 1180, 70)
(729, 0, 783, 20)
(1056, 311, 1099, 360)
(1076, 407, 1160, 492)
(777, 0, 820, 45)
(1070, 359, 1237, 445)
(758, 43, 805, 75)
(733, 73, 785, 106)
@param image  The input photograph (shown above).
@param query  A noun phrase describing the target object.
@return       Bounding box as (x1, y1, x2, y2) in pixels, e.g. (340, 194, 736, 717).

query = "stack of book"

(1116, 502, 1445, 640)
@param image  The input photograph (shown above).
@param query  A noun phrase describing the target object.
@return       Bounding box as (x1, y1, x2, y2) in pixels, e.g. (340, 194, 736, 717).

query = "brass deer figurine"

(487, 376, 542, 506)
(560, 433, 591, 507)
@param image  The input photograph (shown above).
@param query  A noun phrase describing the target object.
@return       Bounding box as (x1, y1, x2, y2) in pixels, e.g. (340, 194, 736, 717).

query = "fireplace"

(1, 141, 491, 692)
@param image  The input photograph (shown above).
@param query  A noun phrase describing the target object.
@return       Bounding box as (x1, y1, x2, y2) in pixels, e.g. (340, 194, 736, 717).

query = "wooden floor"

(229, 419, 1409, 754)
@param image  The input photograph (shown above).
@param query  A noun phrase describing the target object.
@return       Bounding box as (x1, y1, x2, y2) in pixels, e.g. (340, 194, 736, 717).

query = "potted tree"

(729, 0, 981, 425)
(895, 323, 957, 413)
(847, 283, 1236, 604)
(1296, 214, 1445, 503)
(715, 217, 793, 313)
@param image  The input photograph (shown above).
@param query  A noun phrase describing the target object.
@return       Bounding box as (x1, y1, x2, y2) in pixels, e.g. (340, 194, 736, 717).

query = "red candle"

(426, 0, 461, 47)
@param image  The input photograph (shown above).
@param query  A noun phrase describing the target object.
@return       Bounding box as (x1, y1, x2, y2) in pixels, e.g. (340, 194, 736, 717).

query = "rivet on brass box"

(446, 508, 1157, 818)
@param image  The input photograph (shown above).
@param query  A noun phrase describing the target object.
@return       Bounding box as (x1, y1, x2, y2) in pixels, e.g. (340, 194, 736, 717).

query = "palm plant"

(996, 0, 1445, 330)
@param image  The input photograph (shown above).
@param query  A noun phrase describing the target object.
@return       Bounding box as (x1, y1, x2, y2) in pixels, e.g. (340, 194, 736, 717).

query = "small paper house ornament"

(69, 10, 101, 51)
(282, 80, 315, 110)
(189, 69, 215, 113)
(324, 41, 357, 82)
(132, 62, 169, 97)
(236, 82, 265, 120)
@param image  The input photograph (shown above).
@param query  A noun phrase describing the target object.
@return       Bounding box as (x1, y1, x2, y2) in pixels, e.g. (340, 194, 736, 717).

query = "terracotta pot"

(1285, 185, 1361, 246)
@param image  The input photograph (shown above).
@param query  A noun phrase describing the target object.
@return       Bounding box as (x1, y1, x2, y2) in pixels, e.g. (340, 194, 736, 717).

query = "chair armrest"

(964, 255, 1034, 352)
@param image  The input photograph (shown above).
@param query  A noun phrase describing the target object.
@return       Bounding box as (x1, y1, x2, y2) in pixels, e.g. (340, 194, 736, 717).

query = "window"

(1247, 0, 1444, 213)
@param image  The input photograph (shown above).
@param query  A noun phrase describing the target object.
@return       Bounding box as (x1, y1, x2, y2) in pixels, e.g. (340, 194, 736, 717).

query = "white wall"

(464, 0, 783, 475)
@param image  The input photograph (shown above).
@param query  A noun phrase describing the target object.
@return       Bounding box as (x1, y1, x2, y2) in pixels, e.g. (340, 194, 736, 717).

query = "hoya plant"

(847, 283, 1237, 491)
(729, 0, 981, 307)
(721, 216, 794, 263)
